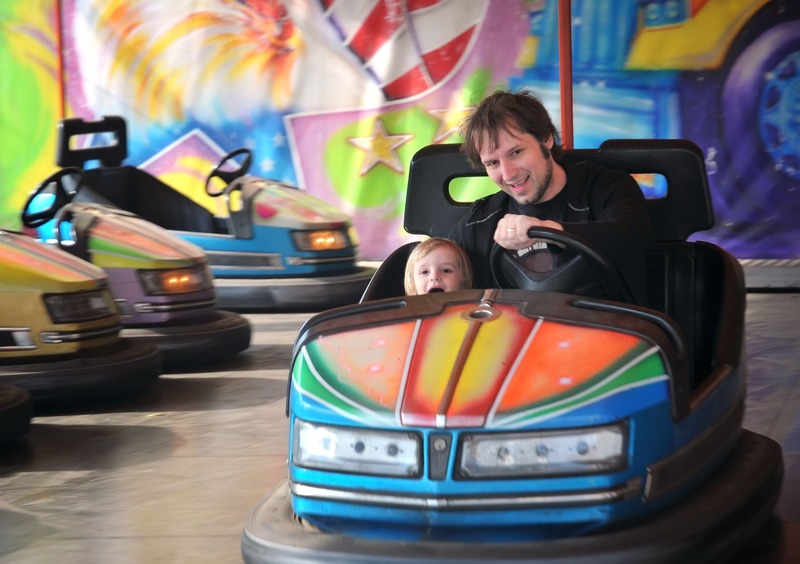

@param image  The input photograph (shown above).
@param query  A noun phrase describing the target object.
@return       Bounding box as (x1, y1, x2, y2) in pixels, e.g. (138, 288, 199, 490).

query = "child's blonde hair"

(404, 237, 473, 295)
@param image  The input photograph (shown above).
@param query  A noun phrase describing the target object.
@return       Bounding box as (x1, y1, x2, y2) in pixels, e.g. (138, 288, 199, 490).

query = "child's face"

(413, 246, 463, 295)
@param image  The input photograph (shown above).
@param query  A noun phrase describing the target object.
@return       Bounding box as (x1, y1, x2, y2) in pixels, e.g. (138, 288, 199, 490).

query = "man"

(450, 89, 655, 306)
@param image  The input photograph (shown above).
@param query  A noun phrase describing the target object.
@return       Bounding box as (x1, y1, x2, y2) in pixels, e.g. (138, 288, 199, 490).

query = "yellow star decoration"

(348, 120, 413, 176)
(429, 105, 475, 143)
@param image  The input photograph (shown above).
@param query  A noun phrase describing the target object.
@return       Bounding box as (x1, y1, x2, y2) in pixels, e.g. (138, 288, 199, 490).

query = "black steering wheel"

(489, 227, 634, 303)
(205, 148, 253, 197)
(22, 168, 82, 228)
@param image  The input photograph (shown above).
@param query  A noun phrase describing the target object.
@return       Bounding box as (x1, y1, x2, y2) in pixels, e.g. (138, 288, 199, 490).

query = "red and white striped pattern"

(318, 0, 487, 100)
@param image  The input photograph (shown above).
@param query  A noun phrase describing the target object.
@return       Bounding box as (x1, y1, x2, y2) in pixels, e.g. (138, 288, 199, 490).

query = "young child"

(404, 237, 473, 295)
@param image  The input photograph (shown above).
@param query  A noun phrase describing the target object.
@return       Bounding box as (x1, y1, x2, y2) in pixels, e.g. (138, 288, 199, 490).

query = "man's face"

(478, 125, 555, 205)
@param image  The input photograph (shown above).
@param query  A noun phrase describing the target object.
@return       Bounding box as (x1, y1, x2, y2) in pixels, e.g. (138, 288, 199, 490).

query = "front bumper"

(213, 265, 376, 312)
(0, 339, 162, 407)
(242, 429, 783, 564)
(120, 309, 251, 368)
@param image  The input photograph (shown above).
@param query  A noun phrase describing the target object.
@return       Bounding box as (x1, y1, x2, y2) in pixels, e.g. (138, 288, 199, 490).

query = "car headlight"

(293, 418, 421, 477)
(138, 266, 212, 295)
(43, 290, 114, 323)
(459, 423, 627, 479)
(291, 229, 351, 252)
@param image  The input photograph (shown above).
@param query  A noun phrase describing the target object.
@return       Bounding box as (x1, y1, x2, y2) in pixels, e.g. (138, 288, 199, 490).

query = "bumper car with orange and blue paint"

(241, 140, 783, 563)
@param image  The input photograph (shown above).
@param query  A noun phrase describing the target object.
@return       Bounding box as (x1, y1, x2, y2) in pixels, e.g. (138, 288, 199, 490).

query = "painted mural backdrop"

(0, 0, 62, 229)
(1, 0, 798, 260)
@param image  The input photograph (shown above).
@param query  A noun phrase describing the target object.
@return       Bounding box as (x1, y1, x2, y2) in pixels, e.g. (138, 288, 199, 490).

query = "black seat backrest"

(361, 242, 418, 301)
(58, 116, 128, 168)
(366, 139, 743, 393)
(403, 139, 714, 241)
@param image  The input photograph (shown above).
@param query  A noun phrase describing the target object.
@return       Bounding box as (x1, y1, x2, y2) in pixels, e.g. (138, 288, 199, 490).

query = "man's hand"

(494, 213, 563, 250)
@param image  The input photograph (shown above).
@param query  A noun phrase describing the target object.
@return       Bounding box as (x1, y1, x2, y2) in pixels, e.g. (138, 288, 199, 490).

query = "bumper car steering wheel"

(490, 227, 634, 303)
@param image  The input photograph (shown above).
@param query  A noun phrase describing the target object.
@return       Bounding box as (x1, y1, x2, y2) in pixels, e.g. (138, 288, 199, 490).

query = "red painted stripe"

(408, 0, 442, 11)
(400, 303, 535, 428)
(421, 27, 473, 83)
(382, 27, 474, 99)
(382, 65, 430, 100)
(349, 0, 404, 61)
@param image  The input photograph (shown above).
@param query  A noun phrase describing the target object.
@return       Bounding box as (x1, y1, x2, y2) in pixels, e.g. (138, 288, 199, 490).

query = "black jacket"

(449, 160, 655, 306)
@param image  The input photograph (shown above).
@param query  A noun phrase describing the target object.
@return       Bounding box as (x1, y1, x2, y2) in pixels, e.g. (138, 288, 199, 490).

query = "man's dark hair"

(460, 89, 563, 168)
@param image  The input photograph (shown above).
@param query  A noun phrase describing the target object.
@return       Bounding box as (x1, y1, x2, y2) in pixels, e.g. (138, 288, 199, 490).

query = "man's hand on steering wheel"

(494, 213, 564, 251)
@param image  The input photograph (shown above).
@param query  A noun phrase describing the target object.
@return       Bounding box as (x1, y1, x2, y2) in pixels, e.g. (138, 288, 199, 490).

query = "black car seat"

(57, 116, 218, 234)
(360, 242, 418, 301)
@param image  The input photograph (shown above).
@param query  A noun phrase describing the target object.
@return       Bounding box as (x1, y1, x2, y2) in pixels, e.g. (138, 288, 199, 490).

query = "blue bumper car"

(241, 140, 783, 563)
(54, 116, 375, 312)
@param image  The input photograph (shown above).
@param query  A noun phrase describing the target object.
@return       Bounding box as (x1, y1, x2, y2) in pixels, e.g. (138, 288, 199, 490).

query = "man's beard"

(513, 157, 553, 205)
